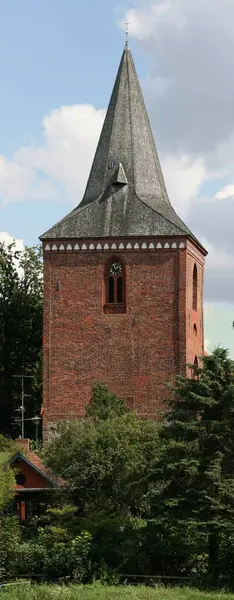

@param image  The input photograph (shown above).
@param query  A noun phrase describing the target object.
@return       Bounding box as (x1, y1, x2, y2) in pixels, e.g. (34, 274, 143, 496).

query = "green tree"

(154, 348, 234, 580)
(45, 384, 159, 517)
(0, 434, 20, 511)
(0, 455, 15, 511)
(0, 242, 43, 436)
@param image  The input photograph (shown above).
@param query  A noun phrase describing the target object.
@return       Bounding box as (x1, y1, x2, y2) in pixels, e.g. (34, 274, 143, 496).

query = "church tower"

(40, 44, 206, 432)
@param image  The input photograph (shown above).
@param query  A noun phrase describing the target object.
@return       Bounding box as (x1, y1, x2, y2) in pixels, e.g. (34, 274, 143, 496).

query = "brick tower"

(40, 43, 207, 433)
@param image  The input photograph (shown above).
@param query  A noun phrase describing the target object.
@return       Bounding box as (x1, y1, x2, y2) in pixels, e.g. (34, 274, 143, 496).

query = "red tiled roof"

(26, 451, 64, 486)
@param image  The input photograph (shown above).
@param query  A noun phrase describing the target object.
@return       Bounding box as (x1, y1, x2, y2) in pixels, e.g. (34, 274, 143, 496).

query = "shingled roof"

(40, 44, 202, 246)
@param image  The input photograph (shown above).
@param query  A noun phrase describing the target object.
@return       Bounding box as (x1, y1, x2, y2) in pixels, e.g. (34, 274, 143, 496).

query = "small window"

(104, 259, 125, 314)
(108, 276, 115, 303)
(106, 261, 124, 304)
(117, 277, 123, 303)
(193, 264, 198, 311)
(193, 356, 199, 380)
(193, 324, 197, 337)
(15, 473, 26, 485)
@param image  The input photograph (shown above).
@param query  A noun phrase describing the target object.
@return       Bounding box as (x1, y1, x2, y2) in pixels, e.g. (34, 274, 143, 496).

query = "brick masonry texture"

(42, 240, 205, 433)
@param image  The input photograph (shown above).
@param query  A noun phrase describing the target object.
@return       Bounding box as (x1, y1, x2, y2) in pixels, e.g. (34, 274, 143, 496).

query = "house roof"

(40, 44, 204, 252)
(9, 450, 63, 488)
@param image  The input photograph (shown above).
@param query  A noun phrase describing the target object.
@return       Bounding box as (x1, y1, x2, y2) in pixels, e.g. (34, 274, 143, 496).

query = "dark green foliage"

(0, 516, 20, 577)
(0, 435, 19, 512)
(0, 434, 21, 455)
(44, 385, 160, 517)
(154, 348, 234, 581)
(2, 353, 234, 587)
(8, 528, 92, 581)
(0, 242, 42, 436)
(85, 383, 129, 420)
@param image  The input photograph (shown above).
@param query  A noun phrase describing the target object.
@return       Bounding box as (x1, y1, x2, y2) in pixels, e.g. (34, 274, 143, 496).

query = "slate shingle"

(40, 44, 201, 246)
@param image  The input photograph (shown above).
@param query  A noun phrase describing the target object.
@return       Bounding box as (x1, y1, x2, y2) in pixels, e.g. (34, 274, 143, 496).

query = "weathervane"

(125, 20, 130, 46)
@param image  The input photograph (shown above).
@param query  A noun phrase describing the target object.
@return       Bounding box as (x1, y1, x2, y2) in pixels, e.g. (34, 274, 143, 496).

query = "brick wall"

(186, 242, 205, 373)
(42, 240, 205, 432)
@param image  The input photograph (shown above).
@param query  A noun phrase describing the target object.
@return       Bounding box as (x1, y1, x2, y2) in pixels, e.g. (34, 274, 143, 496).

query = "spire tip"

(125, 20, 130, 48)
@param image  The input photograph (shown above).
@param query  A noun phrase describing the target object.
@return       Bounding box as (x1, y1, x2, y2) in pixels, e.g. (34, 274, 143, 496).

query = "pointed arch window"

(193, 356, 199, 381)
(193, 264, 198, 311)
(104, 259, 125, 314)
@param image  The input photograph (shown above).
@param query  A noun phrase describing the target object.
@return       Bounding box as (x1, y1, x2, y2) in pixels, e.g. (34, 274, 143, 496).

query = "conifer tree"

(155, 348, 234, 579)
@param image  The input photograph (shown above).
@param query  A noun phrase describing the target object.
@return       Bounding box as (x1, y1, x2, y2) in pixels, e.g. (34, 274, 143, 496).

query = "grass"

(1, 584, 234, 600)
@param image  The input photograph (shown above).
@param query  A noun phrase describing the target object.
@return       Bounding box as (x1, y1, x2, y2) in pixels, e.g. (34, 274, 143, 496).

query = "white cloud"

(119, 0, 234, 161)
(0, 104, 105, 208)
(0, 156, 34, 206)
(204, 337, 212, 353)
(0, 232, 25, 276)
(162, 153, 208, 216)
(0, 232, 24, 252)
(16, 104, 105, 200)
(118, 1, 185, 41)
(201, 239, 234, 271)
(215, 185, 234, 201)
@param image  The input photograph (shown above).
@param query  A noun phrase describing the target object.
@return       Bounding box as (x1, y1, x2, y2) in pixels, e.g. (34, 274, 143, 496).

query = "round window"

(15, 472, 26, 485)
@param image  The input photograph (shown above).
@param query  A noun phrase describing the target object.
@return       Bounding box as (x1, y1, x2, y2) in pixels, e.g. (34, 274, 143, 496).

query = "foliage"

(0, 456, 15, 512)
(85, 383, 129, 421)
(0, 242, 43, 437)
(7, 517, 92, 581)
(153, 348, 234, 580)
(0, 435, 24, 523)
(3, 353, 234, 586)
(0, 516, 20, 577)
(0, 434, 21, 455)
(1, 584, 234, 599)
(39, 529, 91, 581)
(44, 385, 160, 517)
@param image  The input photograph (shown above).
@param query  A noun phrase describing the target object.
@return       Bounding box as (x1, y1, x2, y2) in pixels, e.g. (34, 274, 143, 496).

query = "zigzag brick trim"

(44, 240, 187, 252)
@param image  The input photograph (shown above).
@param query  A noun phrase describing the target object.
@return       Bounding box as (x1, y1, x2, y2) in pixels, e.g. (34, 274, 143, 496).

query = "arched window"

(193, 264, 198, 311)
(105, 260, 125, 310)
(193, 323, 197, 337)
(193, 356, 199, 380)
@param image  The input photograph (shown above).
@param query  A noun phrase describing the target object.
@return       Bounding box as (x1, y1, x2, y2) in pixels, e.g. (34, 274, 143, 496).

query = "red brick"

(42, 239, 205, 433)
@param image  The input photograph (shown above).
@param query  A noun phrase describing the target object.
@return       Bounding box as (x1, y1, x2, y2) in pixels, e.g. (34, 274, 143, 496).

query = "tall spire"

(80, 44, 171, 211)
(41, 45, 198, 241)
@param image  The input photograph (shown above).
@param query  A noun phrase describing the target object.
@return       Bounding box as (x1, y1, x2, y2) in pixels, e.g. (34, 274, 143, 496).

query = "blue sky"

(1, 0, 234, 355)
(0, 0, 144, 244)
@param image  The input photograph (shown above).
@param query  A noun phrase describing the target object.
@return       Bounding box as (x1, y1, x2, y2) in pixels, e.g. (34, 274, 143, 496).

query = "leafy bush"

(9, 526, 92, 581)
(0, 516, 20, 577)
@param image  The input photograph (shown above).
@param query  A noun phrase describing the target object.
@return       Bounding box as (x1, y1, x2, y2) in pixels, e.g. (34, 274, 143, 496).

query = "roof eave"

(9, 453, 58, 487)
(187, 234, 208, 256)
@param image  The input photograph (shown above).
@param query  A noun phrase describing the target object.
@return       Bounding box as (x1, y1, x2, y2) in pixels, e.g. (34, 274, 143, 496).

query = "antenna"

(13, 367, 34, 438)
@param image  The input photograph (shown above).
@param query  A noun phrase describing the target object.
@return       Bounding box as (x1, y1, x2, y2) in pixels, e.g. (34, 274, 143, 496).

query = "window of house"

(15, 473, 26, 485)
(193, 264, 198, 311)
(104, 259, 125, 313)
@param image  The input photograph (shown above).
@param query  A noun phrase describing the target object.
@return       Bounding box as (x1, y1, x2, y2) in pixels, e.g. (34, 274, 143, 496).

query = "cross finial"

(125, 20, 130, 46)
